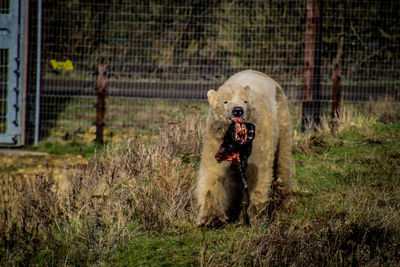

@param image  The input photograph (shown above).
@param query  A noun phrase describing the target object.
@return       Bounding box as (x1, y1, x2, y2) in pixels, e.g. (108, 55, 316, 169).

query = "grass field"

(1, 103, 399, 265)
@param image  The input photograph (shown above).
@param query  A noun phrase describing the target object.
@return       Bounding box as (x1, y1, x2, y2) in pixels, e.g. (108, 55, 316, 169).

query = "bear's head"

(207, 84, 252, 123)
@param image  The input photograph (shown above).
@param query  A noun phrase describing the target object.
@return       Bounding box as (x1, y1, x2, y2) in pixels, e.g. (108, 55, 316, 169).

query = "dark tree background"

(41, 0, 400, 83)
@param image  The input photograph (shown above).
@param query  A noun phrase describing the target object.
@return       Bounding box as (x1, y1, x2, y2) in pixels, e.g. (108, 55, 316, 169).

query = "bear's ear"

(207, 89, 217, 107)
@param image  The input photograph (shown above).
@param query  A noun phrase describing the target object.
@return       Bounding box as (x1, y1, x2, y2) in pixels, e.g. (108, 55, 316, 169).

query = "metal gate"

(0, 0, 25, 145)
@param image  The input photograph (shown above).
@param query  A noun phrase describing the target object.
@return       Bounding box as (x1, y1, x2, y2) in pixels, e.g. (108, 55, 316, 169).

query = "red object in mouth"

(232, 117, 247, 145)
(215, 117, 249, 164)
(215, 147, 241, 163)
(232, 117, 244, 123)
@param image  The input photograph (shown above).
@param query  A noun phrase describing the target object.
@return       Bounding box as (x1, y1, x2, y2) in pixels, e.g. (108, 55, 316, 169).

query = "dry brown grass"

(0, 113, 204, 265)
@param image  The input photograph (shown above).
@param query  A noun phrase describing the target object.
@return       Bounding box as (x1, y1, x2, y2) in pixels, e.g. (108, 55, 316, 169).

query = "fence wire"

(26, 0, 400, 143)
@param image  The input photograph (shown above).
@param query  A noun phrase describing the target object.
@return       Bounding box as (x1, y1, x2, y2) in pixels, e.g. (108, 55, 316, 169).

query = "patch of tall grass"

(1, 104, 399, 265)
(1, 113, 203, 265)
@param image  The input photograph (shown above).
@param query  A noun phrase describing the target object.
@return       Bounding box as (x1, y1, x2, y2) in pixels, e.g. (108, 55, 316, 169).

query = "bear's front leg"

(196, 166, 229, 227)
(247, 162, 274, 224)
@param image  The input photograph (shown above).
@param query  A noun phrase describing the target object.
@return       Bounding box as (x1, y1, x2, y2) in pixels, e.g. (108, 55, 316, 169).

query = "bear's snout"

(232, 106, 244, 117)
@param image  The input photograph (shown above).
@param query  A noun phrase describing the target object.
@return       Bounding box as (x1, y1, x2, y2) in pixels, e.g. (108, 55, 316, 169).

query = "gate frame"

(0, 0, 27, 146)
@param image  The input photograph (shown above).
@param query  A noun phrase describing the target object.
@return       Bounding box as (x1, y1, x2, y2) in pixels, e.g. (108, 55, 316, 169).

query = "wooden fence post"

(95, 64, 106, 143)
(302, 0, 322, 132)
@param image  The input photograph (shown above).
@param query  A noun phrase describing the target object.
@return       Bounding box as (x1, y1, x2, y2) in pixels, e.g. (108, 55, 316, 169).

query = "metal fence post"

(95, 64, 106, 143)
(302, 0, 322, 132)
(34, 0, 43, 145)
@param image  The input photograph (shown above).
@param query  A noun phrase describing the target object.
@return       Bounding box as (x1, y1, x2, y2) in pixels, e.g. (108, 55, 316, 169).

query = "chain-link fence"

(25, 0, 400, 143)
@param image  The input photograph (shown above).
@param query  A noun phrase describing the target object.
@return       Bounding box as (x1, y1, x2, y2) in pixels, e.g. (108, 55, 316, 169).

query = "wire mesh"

(0, 0, 9, 14)
(26, 0, 400, 142)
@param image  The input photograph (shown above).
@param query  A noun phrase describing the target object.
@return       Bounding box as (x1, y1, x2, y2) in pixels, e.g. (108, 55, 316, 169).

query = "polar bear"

(196, 70, 292, 227)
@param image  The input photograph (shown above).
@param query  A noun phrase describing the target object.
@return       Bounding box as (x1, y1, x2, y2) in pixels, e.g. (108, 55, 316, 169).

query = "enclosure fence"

(24, 0, 400, 143)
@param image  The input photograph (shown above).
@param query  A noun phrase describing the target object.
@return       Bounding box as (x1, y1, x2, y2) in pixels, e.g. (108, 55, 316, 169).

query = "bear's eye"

(244, 100, 248, 104)
(223, 100, 228, 104)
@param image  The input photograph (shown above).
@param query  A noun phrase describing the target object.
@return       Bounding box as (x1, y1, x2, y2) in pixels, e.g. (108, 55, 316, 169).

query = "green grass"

(112, 228, 200, 266)
(28, 140, 101, 157)
(109, 225, 253, 266)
